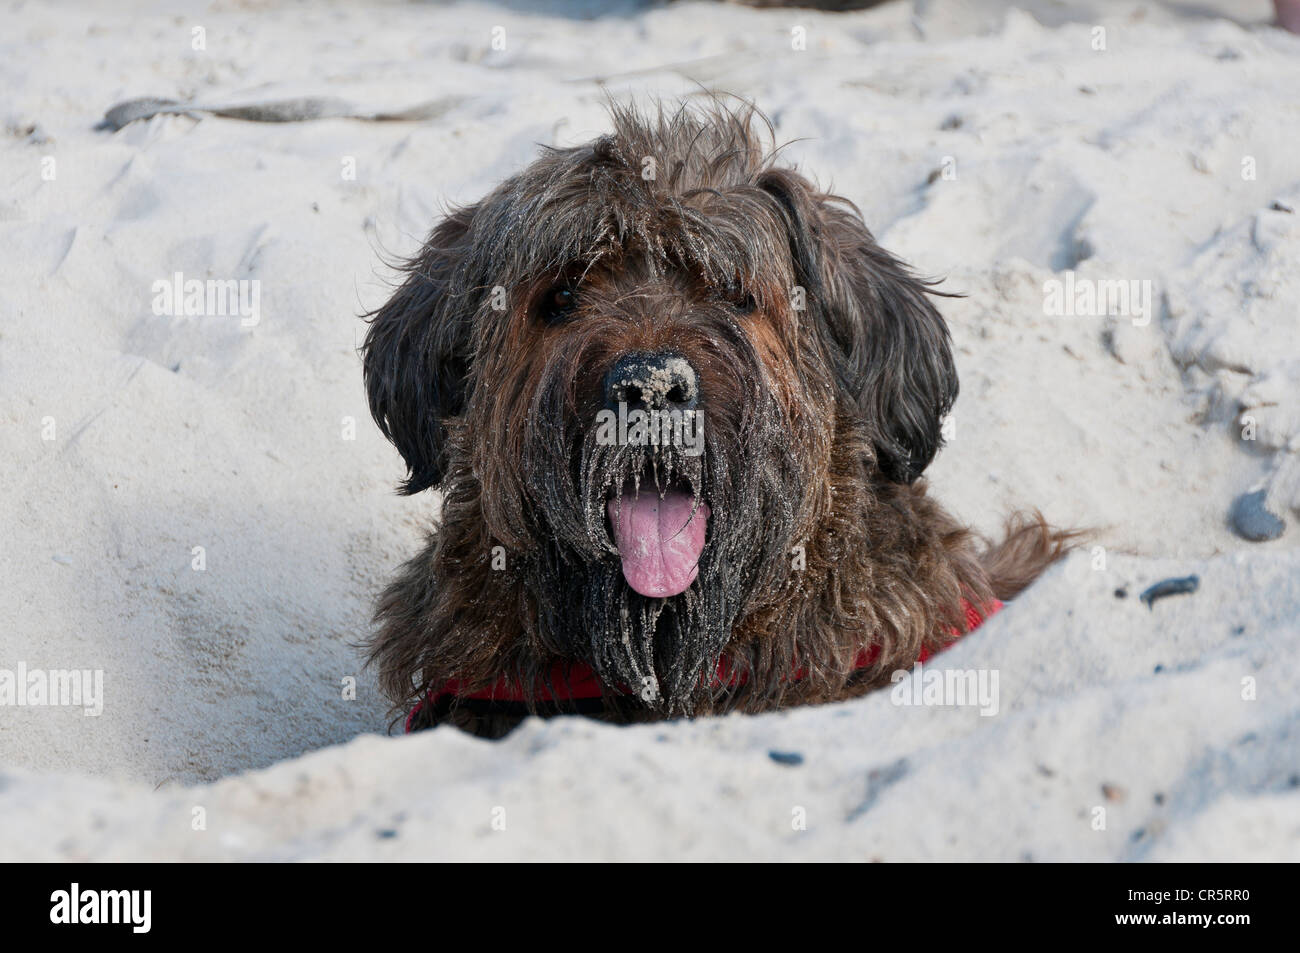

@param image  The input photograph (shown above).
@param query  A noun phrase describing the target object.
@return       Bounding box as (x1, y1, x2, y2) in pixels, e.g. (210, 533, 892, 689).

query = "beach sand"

(1, 0, 1297, 859)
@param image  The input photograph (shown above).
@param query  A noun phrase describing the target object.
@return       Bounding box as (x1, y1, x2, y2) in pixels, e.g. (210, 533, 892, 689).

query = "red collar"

(406, 598, 1000, 732)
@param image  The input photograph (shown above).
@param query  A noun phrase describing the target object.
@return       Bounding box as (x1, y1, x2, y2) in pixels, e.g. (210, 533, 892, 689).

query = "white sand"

(2, 0, 1298, 860)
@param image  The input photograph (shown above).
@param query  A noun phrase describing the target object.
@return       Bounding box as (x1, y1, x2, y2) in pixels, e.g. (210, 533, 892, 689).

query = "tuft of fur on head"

(361, 97, 1073, 731)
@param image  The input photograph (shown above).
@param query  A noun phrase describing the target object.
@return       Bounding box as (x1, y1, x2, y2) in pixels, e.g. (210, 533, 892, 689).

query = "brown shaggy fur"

(361, 99, 1072, 737)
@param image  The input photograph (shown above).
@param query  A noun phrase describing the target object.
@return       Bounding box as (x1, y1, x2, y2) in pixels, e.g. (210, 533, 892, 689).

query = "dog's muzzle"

(600, 351, 709, 599)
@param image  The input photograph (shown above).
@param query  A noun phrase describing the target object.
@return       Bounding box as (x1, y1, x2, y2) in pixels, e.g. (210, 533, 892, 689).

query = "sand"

(1, 0, 1298, 860)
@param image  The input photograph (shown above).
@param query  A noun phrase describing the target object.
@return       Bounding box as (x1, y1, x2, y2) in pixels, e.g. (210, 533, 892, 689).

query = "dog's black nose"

(604, 352, 699, 412)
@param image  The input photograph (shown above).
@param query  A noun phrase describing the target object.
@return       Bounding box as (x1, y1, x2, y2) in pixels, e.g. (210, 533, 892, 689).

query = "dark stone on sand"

(1229, 489, 1286, 542)
(1139, 575, 1199, 609)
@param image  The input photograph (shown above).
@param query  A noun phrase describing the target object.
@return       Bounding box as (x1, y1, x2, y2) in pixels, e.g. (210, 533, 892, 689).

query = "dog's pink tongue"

(608, 489, 709, 598)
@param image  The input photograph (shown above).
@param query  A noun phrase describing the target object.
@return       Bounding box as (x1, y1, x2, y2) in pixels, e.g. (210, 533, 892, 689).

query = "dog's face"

(364, 104, 958, 713)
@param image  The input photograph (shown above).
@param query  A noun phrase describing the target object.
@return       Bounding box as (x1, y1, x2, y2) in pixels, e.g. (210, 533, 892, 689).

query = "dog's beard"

(581, 442, 716, 709)
(521, 388, 808, 714)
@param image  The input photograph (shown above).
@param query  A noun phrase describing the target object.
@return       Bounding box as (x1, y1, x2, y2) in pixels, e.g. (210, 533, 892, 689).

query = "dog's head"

(363, 101, 957, 712)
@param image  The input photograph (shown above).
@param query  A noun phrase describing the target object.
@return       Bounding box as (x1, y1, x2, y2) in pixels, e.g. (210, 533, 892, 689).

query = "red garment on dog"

(405, 598, 1001, 732)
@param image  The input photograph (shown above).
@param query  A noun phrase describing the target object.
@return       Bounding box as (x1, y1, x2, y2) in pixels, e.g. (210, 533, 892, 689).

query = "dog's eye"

(722, 280, 755, 314)
(539, 285, 578, 324)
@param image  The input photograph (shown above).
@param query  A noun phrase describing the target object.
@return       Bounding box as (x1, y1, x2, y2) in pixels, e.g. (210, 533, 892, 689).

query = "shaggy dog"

(362, 101, 1070, 737)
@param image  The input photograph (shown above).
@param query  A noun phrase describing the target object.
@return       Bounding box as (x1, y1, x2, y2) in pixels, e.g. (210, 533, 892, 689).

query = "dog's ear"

(362, 206, 476, 494)
(760, 171, 957, 484)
